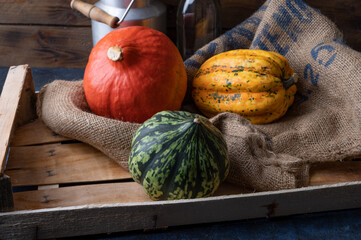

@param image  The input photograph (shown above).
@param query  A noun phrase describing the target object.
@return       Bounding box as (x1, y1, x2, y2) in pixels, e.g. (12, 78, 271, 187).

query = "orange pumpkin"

(83, 26, 187, 123)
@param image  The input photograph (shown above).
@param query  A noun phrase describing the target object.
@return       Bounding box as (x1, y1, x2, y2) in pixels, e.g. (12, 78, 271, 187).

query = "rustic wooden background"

(0, 0, 360, 68)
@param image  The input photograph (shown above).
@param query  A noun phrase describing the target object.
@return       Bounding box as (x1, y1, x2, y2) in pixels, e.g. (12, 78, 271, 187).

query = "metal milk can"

(71, 0, 167, 46)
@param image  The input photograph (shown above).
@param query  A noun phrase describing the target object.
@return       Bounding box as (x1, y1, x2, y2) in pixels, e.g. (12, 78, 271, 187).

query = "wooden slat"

(0, 25, 92, 68)
(309, 160, 361, 186)
(12, 182, 150, 211)
(0, 65, 36, 174)
(11, 118, 70, 147)
(0, 0, 95, 25)
(10, 113, 361, 187)
(12, 181, 247, 211)
(213, 182, 253, 196)
(10, 159, 361, 211)
(5, 143, 131, 187)
(1, 181, 361, 239)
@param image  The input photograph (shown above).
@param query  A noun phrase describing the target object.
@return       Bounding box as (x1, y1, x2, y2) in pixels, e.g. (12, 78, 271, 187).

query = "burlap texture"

(210, 113, 310, 191)
(37, 0, 361, 192)
(37, 80, 141, 169)
(185, 0, 361, 190)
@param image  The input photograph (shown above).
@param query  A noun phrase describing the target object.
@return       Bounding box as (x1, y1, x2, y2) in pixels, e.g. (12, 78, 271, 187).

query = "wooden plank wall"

(0, 0, 360, 68)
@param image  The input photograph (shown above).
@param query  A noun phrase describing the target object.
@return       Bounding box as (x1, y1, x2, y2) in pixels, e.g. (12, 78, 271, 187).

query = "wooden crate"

(1, 65, 361, 239)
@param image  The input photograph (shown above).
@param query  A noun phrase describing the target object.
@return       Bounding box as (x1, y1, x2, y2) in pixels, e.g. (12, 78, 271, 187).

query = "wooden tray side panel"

(1, 181, 361, 239)
(0, 65, 36, 174)
(0, 65, 36, 211)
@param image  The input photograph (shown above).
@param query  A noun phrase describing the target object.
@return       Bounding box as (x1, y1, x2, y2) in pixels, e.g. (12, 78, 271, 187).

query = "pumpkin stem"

(107, 46, 123, 61)
(283, 73, 298, 89)
(194, 118, 201, 124)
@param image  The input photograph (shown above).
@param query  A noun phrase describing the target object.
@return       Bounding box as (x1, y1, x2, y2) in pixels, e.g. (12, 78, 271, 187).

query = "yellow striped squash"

(192, 49, 298, 124)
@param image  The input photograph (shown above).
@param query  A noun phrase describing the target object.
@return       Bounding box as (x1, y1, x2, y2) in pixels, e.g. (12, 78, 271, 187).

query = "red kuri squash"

(83, 26, 187, 123)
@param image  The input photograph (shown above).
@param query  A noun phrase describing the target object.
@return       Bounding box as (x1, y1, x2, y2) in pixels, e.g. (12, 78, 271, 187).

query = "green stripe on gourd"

(129, 111, 230, 201)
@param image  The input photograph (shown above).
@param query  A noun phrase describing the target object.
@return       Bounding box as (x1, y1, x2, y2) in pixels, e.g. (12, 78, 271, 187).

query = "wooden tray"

(1, 65, 361, 239)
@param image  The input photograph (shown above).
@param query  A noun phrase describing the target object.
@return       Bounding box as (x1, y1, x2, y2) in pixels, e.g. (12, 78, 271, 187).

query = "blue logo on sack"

(253, 0, 314, 55)
(303, 42, 338, 87)
(311, 43, 337, 68)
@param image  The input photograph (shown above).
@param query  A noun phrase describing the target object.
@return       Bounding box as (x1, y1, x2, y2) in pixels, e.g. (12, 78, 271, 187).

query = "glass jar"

(176, 0, 222, 60)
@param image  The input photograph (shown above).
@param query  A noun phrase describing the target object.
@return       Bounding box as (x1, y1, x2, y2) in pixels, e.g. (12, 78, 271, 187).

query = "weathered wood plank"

(213, 182, 253, 196)
(13, 67, 38, 128)
(0, 175, 14, 212)
(12, 182, 150, 211)
(0, 25, 92, 68)
(1, 181, 361, 239)
(5, 143, 131, 187)
(0, 65, 36, 174)
(11, 118, 70, 147)
(8, 157, 361, 212)
(0, 0, 96, 25)
(0, 65, 36, 212)
(309, 160, 361, 186)
(11, 181, 247, 211)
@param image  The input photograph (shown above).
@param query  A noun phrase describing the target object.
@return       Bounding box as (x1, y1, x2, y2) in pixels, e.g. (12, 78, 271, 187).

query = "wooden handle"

(70, 0, 119, 28)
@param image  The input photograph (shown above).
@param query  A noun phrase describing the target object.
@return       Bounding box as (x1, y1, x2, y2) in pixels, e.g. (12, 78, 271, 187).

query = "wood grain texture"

(0, 65, 36, 174)
(11, 118, 70, 147)
(12, 182, 150, 211)
(309, 160, 361, 186)
(13, 68, 38, 128)
(6, 109, 361, 191)
(5, 143, 131, 187)
(11, 181, 248, 211)
(1, 181, 361, 239)
(0, 25, 92, 68)
(0, 0, 96, 25)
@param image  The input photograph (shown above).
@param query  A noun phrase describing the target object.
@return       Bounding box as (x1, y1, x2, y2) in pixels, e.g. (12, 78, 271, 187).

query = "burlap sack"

(185, 0, 361, 190)
(37, 80, 140, 169)
(37, 0, 361, 192)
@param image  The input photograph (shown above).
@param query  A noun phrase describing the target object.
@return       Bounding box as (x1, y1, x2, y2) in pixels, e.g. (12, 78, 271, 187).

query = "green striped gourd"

(129, 111, 230, 200)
